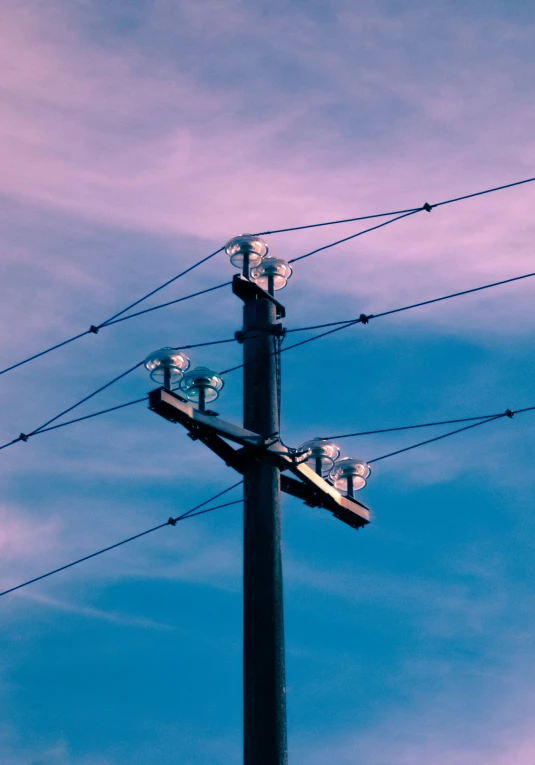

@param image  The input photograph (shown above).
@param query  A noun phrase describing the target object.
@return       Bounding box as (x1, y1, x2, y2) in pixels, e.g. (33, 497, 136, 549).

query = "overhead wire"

(101, 281, 231, 328)
(97, 246, 224, 327)
(367, 416, 505, 464)
(214, 266, 535, 375)
(254, 207, 421, 235)
(0, 335, 241, 451)
(285, 270, 535, 335)
(325, 410, 517, 439)
(256, 175, 535, 236)
(0, 480, 243, 598)
(3, 175, 534, 379)
(0, 257, 227, 378)
(3, 264, 534, 452)
(287, 209, 420, 264)
(366, 405, 535, 464)
(4, 398, 535, 597)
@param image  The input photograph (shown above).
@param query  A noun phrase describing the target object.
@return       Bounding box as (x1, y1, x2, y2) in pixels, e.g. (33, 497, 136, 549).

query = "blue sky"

(1, 1, 535, 763)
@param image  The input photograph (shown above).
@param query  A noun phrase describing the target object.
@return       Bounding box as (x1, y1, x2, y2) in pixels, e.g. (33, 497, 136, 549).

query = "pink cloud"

(1, 0, 534, 308)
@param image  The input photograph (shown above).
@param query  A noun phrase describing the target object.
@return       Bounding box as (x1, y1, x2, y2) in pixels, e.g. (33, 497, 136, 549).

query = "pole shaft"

(242, 295, 287, 765)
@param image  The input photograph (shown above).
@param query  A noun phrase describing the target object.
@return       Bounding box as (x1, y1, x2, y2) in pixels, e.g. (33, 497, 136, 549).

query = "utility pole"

(239, 276, 287, 764)
(146, 234, 371, 764)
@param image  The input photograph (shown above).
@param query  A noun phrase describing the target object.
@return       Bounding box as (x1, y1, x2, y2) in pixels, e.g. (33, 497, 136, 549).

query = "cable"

(32, 361, 144, 435)
(324, 410, 517, 439)
(368, 415, 504, 464)
(0, 481, 243, 599)
(0, 331, 93, 378)
(101, 281, 231, 328)
(326, 405, 535, 440)
(219, 316, 363, 376)
(10, 264, 521, 442)
(256, 175, 535, 237)
(0, 266, 227, 378)
(97, 247, 224, 327)
(288, 209, 420, 264)
(368, 404, 535, 464)
(0, 396, 147, 451)
(286, 270, 535, 335)
(219, 268, 535, 377)
(432, 176, 535, 210)
(0, 332, 245, 451)
(254, 207, 421, 235)
(32, 398, 148, 436)
(3, 175, 535, 379)
(0, 360, 145, 451)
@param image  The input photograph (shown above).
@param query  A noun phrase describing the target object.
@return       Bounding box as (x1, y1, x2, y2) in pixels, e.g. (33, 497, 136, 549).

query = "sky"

(1, 0, 535, 763)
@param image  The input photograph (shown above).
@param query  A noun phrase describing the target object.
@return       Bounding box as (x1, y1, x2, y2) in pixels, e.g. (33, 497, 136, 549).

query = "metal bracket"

(286, 462, 370, 529)
(235, 325, 286, 344)
(149, 388, 265, 447)
(232, 275, 286, 319)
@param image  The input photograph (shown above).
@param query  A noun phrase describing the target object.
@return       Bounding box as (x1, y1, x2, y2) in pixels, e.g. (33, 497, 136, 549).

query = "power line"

(2, 399, 534, 595)
(367, 404, 535, 464)
(285, 270, 535, 335)
(256, 175, 535, 237)
(3, 175, 534, 380)
(102, 281, 231, 328)
(255, 207, 421, 235)
(326, 405, 535, 440)
(432, 175, 535, 210)
(0, 481, 243, 599)
(325, 411, 514, 439)
(287, 209, 420, 264)
(32, 398, 148, 436)
(0, 264, 227, 379)
(220, 268, 535, 375)
(97, 247, 224, 327)
(0, 333, 241, 451)
(4, 265, 533, 452)
(0, 396, 147, 451)
(368, 415, 505, 464)
(5, 402, 533, 598)
(0, 331, 94, 378)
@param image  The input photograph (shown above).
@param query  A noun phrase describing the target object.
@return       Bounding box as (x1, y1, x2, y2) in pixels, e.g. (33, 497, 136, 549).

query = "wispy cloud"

(20, 590, 176, 630)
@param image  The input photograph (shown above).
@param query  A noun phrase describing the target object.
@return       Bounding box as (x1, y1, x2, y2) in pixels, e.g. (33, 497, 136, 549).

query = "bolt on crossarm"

(227, 234, 289, 765)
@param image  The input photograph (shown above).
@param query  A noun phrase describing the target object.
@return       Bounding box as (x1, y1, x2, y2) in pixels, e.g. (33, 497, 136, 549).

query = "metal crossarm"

(149, 387, 264, 447)
(148, 388, 369, 530)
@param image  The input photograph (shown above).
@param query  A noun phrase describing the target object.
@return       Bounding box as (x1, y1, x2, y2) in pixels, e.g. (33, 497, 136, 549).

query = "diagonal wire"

(30, 361, 145, 436)
(0, 334, 244, 451)
(254, 207, 421, 235)
(256, 175, 535, 236)
(287, 209, 420, 264)
(326, 405, 535, 440)
(0, 331, 93, 377)
(0, 490, 243, 599)
(285, 270, 535, 335)
(368, 415, 505, 464)
(0, 261, 227, 378)
(97, 247, 224, 327)
(3, 175, 535, 379)
(219, 267, 535, 376)
(32, 398, 148, 436)
(431, 176, 535, 210)
(325, 412, 511, 439)
(219, 317, 362, 375)
(102, 281, 231, 328)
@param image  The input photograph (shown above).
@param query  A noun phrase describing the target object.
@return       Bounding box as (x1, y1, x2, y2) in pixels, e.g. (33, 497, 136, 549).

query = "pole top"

(231, 275, 286, 319)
